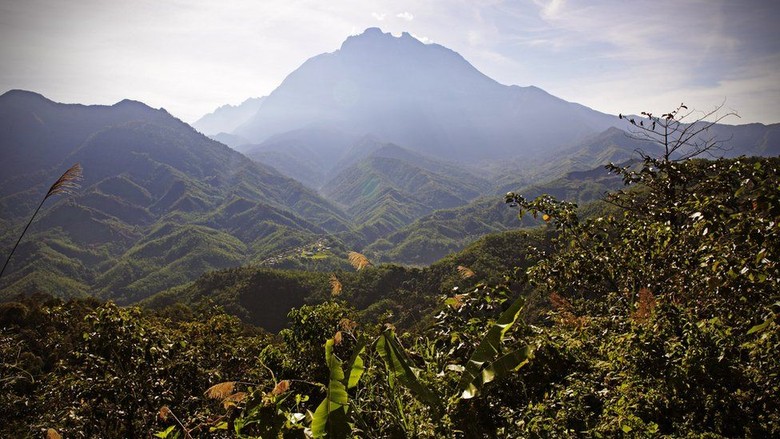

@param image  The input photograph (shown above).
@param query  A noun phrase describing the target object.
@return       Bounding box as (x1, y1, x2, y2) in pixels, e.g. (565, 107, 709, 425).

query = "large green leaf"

(311, 338, 349, 438)
(345, 340, 367, 389)
(311, 398, 349, 438)
(458, 294, 530, 399)
(153, 425, 178, 439)
(376, 330, 442, 412)
(324, 337, 345, 383)
(460, 344, 533, 399)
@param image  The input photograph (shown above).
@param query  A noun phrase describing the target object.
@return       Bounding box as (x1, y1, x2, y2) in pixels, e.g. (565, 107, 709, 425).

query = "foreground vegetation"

(2, 155, 778, 437)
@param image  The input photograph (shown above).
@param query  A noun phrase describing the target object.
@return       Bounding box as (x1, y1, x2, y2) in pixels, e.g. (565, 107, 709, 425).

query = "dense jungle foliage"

(1, 155, 778, 438)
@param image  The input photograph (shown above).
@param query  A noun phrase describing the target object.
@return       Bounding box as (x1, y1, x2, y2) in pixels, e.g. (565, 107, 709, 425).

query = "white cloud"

(396, 12, 414, 21)
(371, 12, 386, 21)
(536, 0, 566, 19)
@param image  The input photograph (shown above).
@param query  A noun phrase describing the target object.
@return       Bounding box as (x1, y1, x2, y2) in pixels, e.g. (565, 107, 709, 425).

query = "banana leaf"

(458, 294, 531, 399)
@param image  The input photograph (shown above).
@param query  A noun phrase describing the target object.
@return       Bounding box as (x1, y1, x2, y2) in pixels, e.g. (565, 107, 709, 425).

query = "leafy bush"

(3, 156, 778, 437)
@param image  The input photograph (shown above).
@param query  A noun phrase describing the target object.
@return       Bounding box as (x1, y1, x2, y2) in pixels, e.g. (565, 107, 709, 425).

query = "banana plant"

(310, 337, 366, 438)
(311, 292, 533, 436)
(376, 330, 443, 414)
(458, 294, 533, 399)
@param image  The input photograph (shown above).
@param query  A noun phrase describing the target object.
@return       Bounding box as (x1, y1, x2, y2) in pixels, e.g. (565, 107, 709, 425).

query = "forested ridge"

(2, 154, 778, 437)
(3, 90, 777, 301)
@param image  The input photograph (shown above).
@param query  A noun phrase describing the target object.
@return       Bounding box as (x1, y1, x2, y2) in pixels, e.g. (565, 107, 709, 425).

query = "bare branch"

(621, 101, 738, 163)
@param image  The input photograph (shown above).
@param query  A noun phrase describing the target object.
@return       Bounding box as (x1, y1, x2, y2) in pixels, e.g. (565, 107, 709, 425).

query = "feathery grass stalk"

(329, 274, 342, 296)
(0, 163, 82, 280)
(457, 265, 475, 279)
(348, 251, 371, 270)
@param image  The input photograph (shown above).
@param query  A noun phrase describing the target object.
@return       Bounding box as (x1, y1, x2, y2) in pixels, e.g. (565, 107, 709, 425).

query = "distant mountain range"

(1, 28, 778, 302)
(201, 27, 777, 185)
(191, 96, 264, 137)
(0, 90, 349, 302)
(194, 28, 777, 265)
(226, 28, 621, 164)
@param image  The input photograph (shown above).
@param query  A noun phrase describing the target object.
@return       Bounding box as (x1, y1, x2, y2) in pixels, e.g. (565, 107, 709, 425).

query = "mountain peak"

(362, 26, 384, 36)
(193, 97, 265, 136)
(341, 27, 425, 51)
(113, 98, 153, 110)
(233, 28, 622, 161)
(0, 89, 52, 106)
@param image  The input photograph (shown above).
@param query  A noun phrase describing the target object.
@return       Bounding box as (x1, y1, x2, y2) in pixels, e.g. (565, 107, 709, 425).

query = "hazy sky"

(1, 0, 778, 124)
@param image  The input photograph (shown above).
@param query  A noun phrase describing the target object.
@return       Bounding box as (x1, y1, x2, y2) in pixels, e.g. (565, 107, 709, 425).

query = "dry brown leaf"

(222, 391, 248, 409)
(205, 381, 236, 400)
(632, 288, 656, 324)
(272, 380, 290, 396)
(549, 292, 586, 328)
(339, 318, 357, 332)
(159, 406, 171, 421)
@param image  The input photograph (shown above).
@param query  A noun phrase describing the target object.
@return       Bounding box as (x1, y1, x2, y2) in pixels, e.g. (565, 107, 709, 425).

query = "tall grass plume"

(0, 163, 82, 279)
(348, 251, 371, 270)
(457, 265, 475, 279)
(329, 274, 342, 296)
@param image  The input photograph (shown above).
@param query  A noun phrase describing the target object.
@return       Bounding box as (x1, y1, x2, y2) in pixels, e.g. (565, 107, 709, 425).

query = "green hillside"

(3, 156, 777, 438)
(0, 91, 350, 302)
(143, 226, 550, 331)
(2, 91, 777, 307)
(320, 144, 492, 245)
(362, 163, 623, 264)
